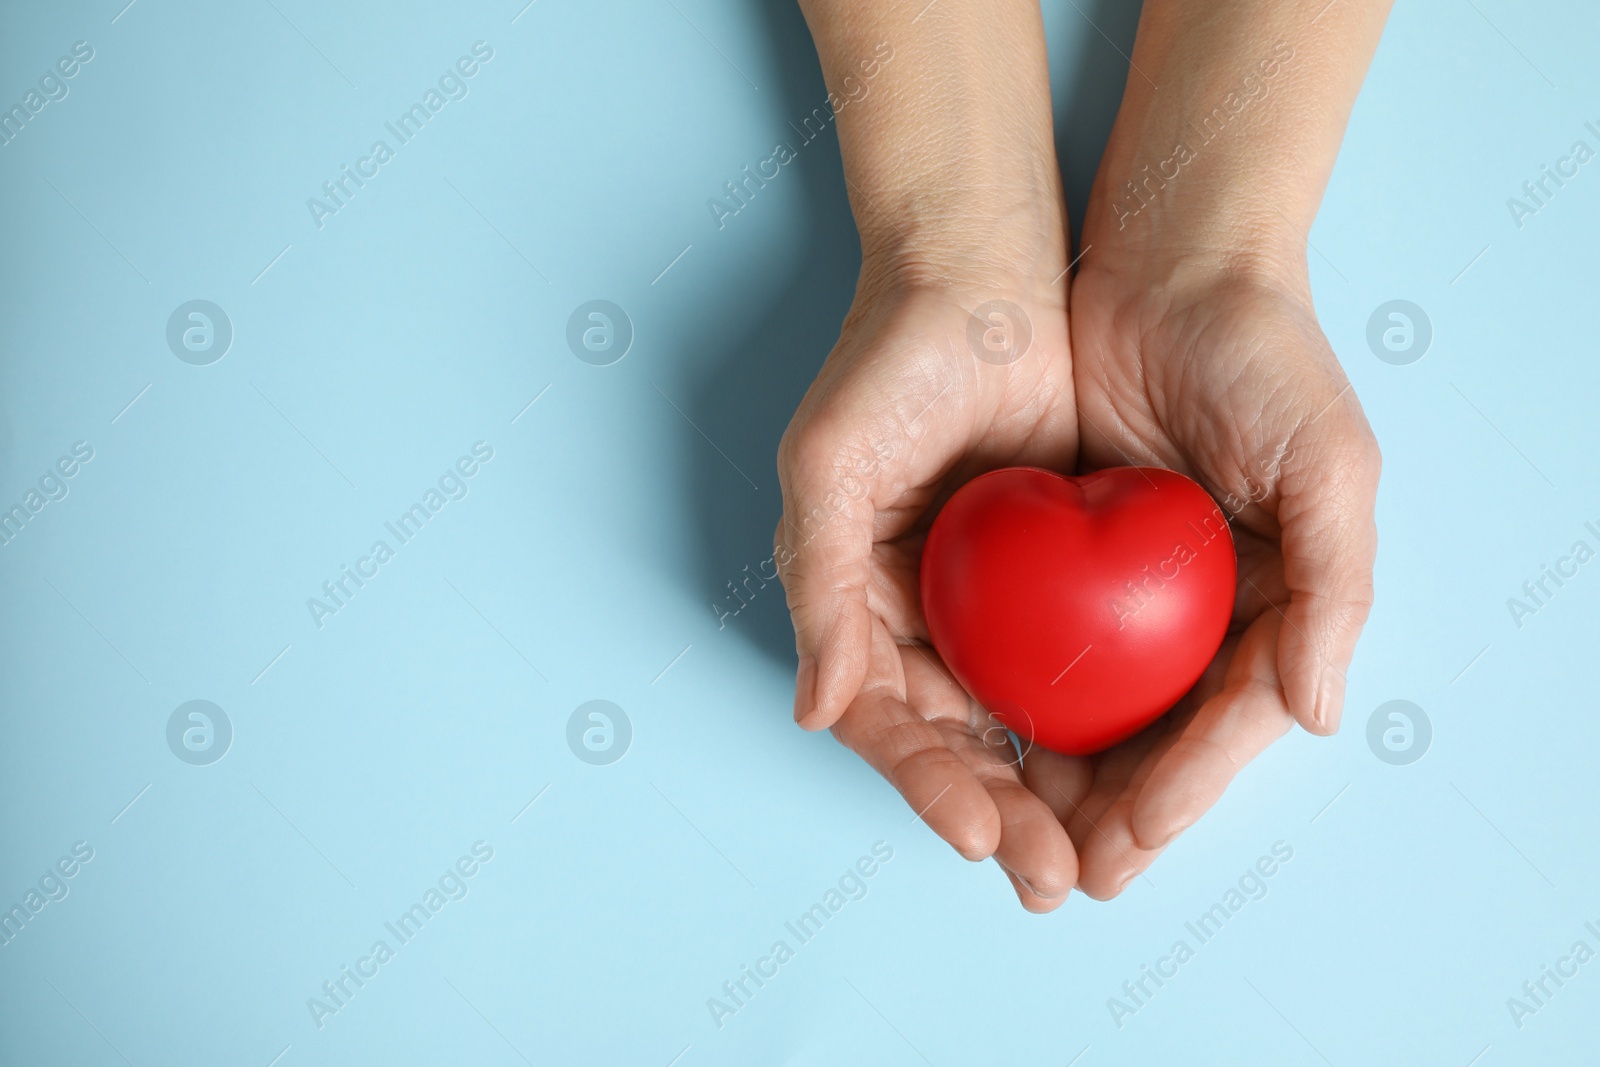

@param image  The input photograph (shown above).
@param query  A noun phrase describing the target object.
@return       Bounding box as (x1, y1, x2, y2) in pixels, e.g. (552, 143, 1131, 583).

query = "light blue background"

(1, 0, 1596, 1063)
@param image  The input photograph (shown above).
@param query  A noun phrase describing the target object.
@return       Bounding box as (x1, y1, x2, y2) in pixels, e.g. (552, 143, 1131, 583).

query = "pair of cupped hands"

(771, 154, 1382, 910)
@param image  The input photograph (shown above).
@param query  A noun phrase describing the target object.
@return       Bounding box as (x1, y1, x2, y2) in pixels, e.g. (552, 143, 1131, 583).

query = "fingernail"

(997, 860, 1041, 898)
(1314, 669, 1345, 734)
(793, 654, 817, 725)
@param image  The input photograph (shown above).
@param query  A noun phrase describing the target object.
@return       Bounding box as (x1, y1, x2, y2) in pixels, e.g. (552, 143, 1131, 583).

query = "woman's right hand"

(776, 262, 1086, 911)
(784, 0, 1084, 908)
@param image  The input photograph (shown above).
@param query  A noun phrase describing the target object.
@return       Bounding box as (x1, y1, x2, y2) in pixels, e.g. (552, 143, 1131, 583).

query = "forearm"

(797, 0, 1065, 294)
(1085, 0, 1393, 274)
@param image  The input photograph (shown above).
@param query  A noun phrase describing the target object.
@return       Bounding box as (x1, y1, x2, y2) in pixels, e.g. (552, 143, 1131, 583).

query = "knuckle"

(1359, 431, 1383, 481)
(876, 718, 950, 773)
(779, 416, 841, 482)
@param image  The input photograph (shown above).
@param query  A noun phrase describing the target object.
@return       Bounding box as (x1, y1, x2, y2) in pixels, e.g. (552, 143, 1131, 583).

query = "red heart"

(920, 466, 1236, 756)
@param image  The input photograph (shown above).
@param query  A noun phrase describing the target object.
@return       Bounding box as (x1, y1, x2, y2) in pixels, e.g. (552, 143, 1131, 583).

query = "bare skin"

(781, 0, 1388, 909)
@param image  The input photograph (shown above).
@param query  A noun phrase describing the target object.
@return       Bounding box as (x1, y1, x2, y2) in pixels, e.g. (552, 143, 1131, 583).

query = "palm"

(778, 283, 1089, 909)
(1050, 266, 1380, 896)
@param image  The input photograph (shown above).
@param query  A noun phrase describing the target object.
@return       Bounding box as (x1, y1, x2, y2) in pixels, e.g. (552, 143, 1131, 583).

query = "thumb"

(1275, 395, 1382, 735)
(775, 421, 893, 731)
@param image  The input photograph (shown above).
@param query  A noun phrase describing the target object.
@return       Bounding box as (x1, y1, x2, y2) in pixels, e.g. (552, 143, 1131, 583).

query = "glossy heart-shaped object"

(920, 466, 1236, 756)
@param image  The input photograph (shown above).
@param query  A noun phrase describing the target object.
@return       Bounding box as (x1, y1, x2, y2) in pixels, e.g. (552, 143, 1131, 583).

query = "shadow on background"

(681, 1, 858, 671)
(1051, 0, 1144, 232)
(681, 0, 1144, 673)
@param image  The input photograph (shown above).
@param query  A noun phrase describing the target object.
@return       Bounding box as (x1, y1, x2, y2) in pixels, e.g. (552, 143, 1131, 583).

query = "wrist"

(799, 0, 1069, 307)
(1081, 197, 1309, 302)
(1080, 136, 1315, 305)
(1076, 0, 1394, 297)
(1074, 205, 1314, 335)
(855, 187, 1069, 309)
(1083, 115, 1316, 272)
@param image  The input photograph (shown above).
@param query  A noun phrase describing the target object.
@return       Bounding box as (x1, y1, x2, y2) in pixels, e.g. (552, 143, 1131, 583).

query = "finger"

(980, 762, 1079, 911)
(829, 620, 1002, 860)
(998, 862, 1068, 913)
(1130, 615, 1294, 851)
(1069, 787, 1166, 901)
(1063, 719, 1191, 899)
(902, 649, 1078, 907)
(1063, 720, 1170, 844)
(776, 415, 884, 731)
(1060, 632, 1239, 895)
(1054, 667, 1234, 898)
(1276, 397, 1381, 735)
(1232, 528, 1287, 619)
